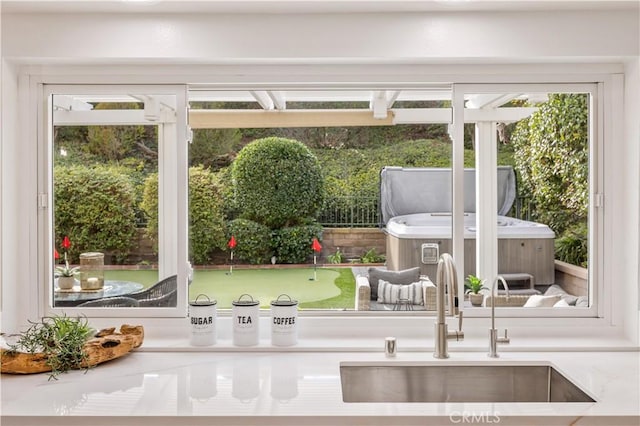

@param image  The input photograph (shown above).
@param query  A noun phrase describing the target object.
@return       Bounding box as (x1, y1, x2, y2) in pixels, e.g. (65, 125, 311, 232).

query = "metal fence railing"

(513, 196, 535, 222)
(318, 195, 535, 228)
(318, 195, 380, 228)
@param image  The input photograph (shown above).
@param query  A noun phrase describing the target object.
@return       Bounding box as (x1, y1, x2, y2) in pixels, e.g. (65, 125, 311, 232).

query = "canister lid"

(189, 294, 217, 306)
(80, 252, 104, 259)
(232, 293, 259, 306)
(271, 294, 298, 306)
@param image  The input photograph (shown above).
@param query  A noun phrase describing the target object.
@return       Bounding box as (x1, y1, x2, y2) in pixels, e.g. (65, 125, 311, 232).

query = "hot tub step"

(500, 273, 535, 290)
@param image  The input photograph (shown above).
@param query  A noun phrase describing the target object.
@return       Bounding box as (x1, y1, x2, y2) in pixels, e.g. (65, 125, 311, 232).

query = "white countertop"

(2, 348, 639, 425)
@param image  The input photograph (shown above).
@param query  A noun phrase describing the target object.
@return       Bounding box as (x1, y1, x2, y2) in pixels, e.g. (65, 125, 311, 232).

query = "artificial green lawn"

(104, 267, 356, 310)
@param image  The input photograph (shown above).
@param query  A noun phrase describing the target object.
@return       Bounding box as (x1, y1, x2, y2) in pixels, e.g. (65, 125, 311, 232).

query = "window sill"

(81, 312, 636, 353)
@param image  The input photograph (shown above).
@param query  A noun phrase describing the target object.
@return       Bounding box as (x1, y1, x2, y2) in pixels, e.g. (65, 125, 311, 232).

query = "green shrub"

(141, 167, 227, 264)
(511, 94, 589, 236)
(188, 166, 227, 264)
(54, 165, 137, 263)
(359, 248, 385, 264)
(232, 137, 325, 228)
(272, 221, 323, 264)
(109, 159, 148, 226)
(140, 172, 159, 247)
(555, 224, 588, 267)
(189, 128, 242, 169)
(327, 248, 346, 264)
(227, 219, 273, 264)
(215, 166, 240, 220)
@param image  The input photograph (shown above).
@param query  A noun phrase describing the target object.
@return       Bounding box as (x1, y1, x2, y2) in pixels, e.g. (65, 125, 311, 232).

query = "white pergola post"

(452, 87, 466, 306)
(158, 121, 178, 279)
(475, 121, 499, 287)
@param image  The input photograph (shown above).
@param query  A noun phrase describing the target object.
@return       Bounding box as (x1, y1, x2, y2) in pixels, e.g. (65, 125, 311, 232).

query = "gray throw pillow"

(368, 267, 421, 300)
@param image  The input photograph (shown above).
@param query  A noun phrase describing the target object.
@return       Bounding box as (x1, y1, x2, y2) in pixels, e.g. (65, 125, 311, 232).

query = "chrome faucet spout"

(434, 253, 463, 359)
(489, 275, 510, 358)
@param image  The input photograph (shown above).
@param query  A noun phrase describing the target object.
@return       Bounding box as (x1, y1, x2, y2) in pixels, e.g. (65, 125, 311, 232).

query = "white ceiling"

(2, 0, 638, 14)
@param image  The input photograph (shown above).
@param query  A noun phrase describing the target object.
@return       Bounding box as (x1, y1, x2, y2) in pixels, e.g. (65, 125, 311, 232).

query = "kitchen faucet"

(489, 275, 510, 358)
(433, 253, 464, 359)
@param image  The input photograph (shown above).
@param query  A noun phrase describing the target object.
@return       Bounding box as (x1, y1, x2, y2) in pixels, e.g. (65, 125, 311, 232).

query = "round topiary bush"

(232, 137, 325, 228)
(272, 221, 323, 264)
(54, 165, 137, 263)
(227, 218, 273, 265)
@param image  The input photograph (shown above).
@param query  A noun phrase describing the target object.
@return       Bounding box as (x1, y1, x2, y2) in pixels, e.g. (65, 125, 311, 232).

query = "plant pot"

(469, 293, 484, 307)
(57, 276, 76, 290)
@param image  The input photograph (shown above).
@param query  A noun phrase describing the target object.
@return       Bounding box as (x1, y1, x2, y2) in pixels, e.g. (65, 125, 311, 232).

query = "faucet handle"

(446, 311, 464, 341)
(496, 329, 510, 344)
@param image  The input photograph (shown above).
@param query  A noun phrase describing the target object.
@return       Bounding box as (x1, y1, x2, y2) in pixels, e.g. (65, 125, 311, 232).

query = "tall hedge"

(232, 137, 325, 228)
(511, 93, 589, 235)
(511, 94, 589, 266)
(141, 166, 227, 264)
(54, 165, 137, 263)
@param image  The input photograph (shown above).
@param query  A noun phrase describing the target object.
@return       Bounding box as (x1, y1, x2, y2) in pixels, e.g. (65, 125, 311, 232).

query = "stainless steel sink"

(340, 362, 595, 403)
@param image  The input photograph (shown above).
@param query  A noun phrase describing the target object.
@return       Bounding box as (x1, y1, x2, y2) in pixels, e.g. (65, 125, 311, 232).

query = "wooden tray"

(1, 324, 144, 375)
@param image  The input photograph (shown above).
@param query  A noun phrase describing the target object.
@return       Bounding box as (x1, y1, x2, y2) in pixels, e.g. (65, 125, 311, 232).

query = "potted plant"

(54, 236, 79, 290)
(465, 274, 488, 307)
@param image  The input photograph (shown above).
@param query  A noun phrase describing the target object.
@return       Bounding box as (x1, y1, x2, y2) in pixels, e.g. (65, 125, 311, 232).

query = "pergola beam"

(464, 107, 537, 123)
(386, 90, 401, 109)
(53, 106, 537, 128)
(267, 91, 286, 110)
(189, 107, 536, 128)
(370, 91, 388, 119)
(465, 93, 521, 109)
(53, 95, 93, 111)
(190, 109, 395, 128)
(249, 90, 275, 110)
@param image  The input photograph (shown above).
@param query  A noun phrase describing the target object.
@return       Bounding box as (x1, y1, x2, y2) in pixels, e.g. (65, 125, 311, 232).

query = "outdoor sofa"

(483, 284, 588, 308)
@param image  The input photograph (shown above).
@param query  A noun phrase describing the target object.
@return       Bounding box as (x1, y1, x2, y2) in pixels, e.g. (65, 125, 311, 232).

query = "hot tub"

(385, 212, 556, 285)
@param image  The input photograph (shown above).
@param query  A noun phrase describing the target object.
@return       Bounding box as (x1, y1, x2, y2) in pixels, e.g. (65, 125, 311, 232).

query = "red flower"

(54, 237, 79, 277)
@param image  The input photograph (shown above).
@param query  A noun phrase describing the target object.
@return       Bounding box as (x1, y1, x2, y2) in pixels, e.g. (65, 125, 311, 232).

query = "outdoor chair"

(78, 296, 140, 307)
(354, 267, 437, 311)
(129, 274, 177, 307)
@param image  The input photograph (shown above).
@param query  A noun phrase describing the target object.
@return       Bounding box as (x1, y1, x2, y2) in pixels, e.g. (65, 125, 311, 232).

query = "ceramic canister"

(270, 294, 298, 346)
(189, 294, 217, 346)
(232, 294, 260, 346)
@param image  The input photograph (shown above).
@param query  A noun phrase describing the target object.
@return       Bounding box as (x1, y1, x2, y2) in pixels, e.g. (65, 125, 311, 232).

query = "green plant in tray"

(6, 315, 95, 380)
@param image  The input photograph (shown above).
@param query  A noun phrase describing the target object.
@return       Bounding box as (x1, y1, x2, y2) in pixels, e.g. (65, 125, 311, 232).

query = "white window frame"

(19, 64, 622, 341)
(452, 83, 602, 319)
(40, 84, 189, 318)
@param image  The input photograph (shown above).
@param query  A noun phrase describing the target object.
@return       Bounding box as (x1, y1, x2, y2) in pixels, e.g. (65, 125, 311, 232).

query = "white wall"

(1, 8, 639, 344)
(624, 57, 640, 343)
(0, 59, 20, 332)
(2, 11, 638, 63)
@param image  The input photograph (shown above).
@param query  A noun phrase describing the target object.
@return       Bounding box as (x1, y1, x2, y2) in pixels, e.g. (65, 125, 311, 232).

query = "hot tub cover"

(379, 166, 516, 225)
